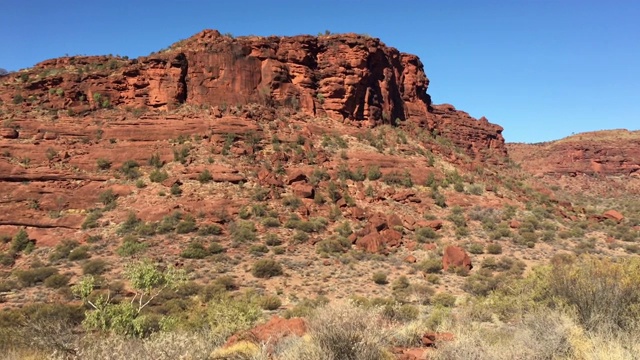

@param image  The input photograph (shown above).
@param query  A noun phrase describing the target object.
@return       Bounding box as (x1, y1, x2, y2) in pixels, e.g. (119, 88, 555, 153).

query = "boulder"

(603, 210, 624, 223)
(442, 246, 472, 272)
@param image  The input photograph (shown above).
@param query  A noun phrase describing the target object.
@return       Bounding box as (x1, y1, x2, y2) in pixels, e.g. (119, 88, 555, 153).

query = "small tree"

(72, 260, 186, 337)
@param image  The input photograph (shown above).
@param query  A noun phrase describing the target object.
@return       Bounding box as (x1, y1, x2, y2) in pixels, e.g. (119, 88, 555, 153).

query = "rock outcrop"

(442, 245, 472, 272)
(508, 130, 640, 176)
(1, 29, 506, 163)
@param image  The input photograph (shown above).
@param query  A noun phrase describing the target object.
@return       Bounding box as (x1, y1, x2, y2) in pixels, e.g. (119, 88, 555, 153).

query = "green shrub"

(135, 222, 157, 237)
(283, 296, 329, 319)
(117, 211, 140, 235)
(417, 257, 443, 274)
(468, 243, 484, 254)
(382, 171, 413, 187)
(431, 292, 456, 307)
(81, 209, 103, 230)
(264, 234, 282, 246)
(116, 236, 147, 257)
(44, 274, 69, 288)
(432, 190, 446, 208)
(206, 296, 262, 338)
(415, 227, 438, 242)
(180, 241, 209, 259)
(249, 244, 269, 255)
(546, 255, 640, 331)
(292, 230, 309, 244)
(316, 236, 351, 254)
(282, 195, 302, 210)
(0, 252, 15, 267)
(372, 271, 388, 285)
(120, 160, 141, 179)
(10, 228, 32, 253)
(149, 169, 168, 183)
(486, 243, 503, 254)
(148, 153, 164, 168)
(14, 267, 58, 286)
(230, 220, 257, 243)
(259, 295, 282, 310)
(252, 259, 283, 278)
(367, 166, 382, 181)
(96, 158, 112, 170)
(156, 212, 182, 234)
(82, 259, 108, 275)
(262, 217, 280, 228)
(303, 303, 390, 360)
(68, 246, 90, 261)
(173, 146, 190, 164)
(198, 169, 213, 183)
(98, 189, 118, 207)
(462, 269, 501, 296)
(49, 239, 79, 261)
(208, 242, 225, 254)
(175, 215, 197, 234)
(197, 224, 222, 236)
(170, 183, 182, 196)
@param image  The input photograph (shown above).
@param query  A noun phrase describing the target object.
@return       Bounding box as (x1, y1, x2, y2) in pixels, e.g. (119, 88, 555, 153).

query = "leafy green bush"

(98, 189, 118, 207)
(206, 295, 262, 338)
(252, 259, 283, 278)
(116, 236, 147, 257)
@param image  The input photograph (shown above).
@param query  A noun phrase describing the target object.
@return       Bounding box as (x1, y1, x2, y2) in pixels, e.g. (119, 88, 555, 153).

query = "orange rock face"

(1, 29, 506, 163)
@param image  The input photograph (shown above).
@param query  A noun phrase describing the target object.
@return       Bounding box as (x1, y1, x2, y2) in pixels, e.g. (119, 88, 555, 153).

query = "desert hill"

(0, 30, 638, 359)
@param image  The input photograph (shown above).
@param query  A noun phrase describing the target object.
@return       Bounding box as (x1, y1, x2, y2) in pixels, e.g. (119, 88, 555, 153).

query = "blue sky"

(1, 1, 638, 143)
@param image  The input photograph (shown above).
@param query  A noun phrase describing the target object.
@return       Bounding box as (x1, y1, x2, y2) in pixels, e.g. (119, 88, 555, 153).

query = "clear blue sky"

(2, 1, 638, 143)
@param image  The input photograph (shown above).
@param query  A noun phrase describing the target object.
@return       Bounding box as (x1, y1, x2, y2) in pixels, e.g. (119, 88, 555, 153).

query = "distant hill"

(0, 68, 8, 75)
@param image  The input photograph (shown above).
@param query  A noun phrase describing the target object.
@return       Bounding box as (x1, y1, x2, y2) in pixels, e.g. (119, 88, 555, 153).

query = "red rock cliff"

(0, 29, 506, 161)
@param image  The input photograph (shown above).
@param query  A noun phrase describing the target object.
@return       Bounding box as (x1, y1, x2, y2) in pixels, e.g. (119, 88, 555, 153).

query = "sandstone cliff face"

(0, 29, 506, 162)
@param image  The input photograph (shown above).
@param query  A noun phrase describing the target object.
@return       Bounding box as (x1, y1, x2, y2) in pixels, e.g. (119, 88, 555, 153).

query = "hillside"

(0, 30, 639, 360)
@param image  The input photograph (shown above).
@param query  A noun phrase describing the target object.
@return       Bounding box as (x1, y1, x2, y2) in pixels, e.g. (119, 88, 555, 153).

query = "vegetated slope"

(0, 30, 639, 359)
